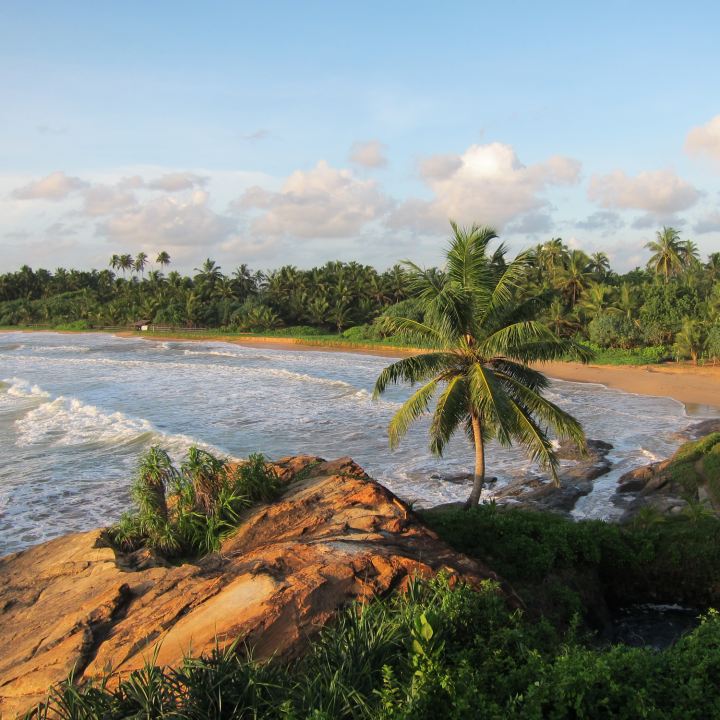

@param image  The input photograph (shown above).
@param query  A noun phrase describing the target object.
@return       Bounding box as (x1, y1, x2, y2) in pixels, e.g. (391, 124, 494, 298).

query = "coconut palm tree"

(645, 227, 685, 283)
(156, 251, 171, 269)
(134, 252, 148, 279)
(558, 250, 592, 306)
(589, 252, 611, 279)
(373, 222, 590, 508)
(119, 254, 134, 278)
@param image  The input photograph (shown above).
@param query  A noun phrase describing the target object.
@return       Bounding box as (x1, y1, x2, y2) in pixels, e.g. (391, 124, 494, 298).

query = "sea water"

(0, 332, 707, 555)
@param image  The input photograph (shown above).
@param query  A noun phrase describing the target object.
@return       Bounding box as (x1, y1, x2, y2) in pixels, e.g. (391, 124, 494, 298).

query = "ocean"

(0, 332, 704, 555)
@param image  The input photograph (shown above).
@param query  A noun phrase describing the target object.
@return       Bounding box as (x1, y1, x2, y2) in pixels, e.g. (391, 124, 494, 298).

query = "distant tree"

(673, 318, 707, 365)
(135, 252, 148, 278)
(646, 227, 685, 283)
(156, 251, 171, 269)
(589, 252, 611, 279)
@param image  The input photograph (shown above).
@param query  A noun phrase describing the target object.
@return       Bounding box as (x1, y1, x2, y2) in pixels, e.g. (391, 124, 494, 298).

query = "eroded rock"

(0, 458, 501, 718)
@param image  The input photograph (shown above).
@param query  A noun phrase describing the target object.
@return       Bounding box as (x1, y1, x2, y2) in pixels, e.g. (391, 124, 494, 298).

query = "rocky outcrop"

(614, 432, 720, 522)
(494, 439, 614, 514)
(0, 457, 501, 718)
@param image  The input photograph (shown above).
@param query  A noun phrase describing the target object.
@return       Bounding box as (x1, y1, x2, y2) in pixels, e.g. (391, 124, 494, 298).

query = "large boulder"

(0, 457, 501, 718)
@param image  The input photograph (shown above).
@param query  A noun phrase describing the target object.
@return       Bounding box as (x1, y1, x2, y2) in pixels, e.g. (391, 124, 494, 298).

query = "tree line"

(0, 226, 718, 363)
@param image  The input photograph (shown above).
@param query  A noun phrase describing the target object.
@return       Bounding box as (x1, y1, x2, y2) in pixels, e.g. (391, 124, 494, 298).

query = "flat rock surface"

(0, 456, 500, 718)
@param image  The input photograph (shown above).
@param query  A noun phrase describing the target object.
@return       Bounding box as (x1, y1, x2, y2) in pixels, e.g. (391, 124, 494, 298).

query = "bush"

(54, 319, 92, 330)
(108, 447, 282, 559)
(342, 324, 383, 342)
(588, 313, 641, 349)
(32, 575, 720, 720)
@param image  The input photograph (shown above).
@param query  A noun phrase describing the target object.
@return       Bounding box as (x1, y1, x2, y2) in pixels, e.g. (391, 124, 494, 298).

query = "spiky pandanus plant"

(373, 223, 591, 508)
(181, 447, 227, 515)
(134, 446, 178, 522)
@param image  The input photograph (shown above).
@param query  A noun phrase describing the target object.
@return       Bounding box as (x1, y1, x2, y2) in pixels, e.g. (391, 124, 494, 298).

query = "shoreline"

(3, 328, 719, 414)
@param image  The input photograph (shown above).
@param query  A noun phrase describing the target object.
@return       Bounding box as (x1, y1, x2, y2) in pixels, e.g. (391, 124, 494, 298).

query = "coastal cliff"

(0, 456, 501, 718)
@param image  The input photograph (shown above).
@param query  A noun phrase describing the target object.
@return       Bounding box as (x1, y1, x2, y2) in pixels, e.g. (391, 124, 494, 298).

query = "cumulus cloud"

(146, 172, 208, 192)
(81, 185, 137, 216)
(390, 142, 581, 233)
(506, 212, 553, 235)
(576, 210, 624, 233)
(631, 213, 687, 230)
(685, 115, 720, 162)
(694, 212, 720, 234)
(12, 171, 88, 201)
(97, 190, 236, 247)
(349, 140, 388, 168)
(587, 169, 700, 214)
(234, 160, 393, 238)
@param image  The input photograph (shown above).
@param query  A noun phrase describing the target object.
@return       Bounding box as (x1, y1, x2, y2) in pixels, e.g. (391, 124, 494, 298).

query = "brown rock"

(0, 458, 501, 717)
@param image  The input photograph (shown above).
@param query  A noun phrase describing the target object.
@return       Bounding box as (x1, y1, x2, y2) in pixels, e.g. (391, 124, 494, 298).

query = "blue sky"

(2, 1, 719, 273)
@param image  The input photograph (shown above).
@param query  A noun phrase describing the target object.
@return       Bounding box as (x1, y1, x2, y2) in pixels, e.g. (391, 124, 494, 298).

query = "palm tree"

(589, 252, 611, 279)
(373, 223, 590, 508)
(119, 254, 134, 278)
(156, 251, 171, 269)
(645, 227, 685, 283)
(134, 252, 148, 279)
(558, 250, 592, 306)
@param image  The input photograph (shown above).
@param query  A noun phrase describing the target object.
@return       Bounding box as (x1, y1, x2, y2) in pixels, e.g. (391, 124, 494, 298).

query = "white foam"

(1, 377, 51, 400)
(15, 396, 155, 447)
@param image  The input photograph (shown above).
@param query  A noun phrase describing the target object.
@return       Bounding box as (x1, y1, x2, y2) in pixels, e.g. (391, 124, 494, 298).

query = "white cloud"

(81, 184, 137, 216)
(685, 115, 720, 163)
(146, 172, 208, 192)
(390, 142, 581, 233)
(97, 190, 236, 248)
(349, 140, 388, 168)
(575, 210, 625, 234)
(506, 212, 553, 235)
(234, 160, 393, 238)
(694, 212, 720, 234)
(12, 171, 88, 201)
(587, 169, 700, 214)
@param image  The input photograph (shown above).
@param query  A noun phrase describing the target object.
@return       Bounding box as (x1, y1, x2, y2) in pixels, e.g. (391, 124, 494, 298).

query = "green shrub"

(588, 313, 641, 349)
(54, 319, 92, 330)
(31, 576, 720, 720)
(108, 447, 281, 559)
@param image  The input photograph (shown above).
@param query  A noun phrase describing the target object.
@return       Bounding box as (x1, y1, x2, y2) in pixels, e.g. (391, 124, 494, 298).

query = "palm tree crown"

(374, 223, 590, 507)
(645, 227, 686, 282)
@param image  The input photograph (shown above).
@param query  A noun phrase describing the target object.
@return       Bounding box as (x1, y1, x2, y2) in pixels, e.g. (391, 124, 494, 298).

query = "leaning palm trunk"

(465, 415, 485, 508)
(374, 222, 591, 509)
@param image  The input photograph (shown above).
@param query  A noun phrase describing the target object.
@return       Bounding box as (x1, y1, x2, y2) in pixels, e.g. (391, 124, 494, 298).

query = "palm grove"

(0, 226, 719, 363)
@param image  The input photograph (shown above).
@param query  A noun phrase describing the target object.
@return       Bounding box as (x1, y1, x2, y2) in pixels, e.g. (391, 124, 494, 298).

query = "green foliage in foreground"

(29, 573, 720, 720)
(422, 504, 720, 611)
(108, 447, 280, 559)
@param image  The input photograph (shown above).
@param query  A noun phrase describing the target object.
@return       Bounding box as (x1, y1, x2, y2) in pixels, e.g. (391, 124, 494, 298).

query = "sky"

(1, 0, 720, 274)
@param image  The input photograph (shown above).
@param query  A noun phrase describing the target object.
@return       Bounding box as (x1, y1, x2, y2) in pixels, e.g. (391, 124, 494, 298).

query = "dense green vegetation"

(108, 447, 280, 559)
(2, 226, 719, 363)
(32, 506, 720, 719)
(373, 224, 589, 507)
